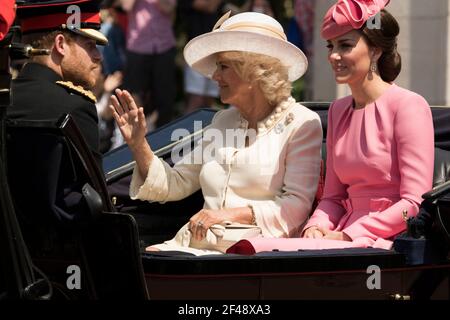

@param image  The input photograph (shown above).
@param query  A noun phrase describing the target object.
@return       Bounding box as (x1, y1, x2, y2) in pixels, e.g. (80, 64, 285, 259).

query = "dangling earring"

(370, 61, 377, 73)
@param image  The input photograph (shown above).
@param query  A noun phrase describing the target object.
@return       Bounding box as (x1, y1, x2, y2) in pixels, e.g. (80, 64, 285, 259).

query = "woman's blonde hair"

(218, 51, 292, 107)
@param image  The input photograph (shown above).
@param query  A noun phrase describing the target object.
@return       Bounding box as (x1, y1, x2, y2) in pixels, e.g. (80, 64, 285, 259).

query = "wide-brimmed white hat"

(183, 11, 308, 82)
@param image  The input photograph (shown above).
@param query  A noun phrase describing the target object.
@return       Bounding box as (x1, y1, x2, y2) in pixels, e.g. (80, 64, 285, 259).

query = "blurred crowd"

(94, 0, 316, 153)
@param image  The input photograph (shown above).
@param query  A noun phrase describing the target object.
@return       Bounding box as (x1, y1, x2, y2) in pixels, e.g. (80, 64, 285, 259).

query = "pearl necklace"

(239, 97, 296, 134)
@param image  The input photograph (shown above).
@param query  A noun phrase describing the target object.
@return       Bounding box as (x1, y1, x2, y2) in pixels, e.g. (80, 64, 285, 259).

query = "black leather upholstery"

(433, 148, 450, 187)
(6, 114, 148, 299)
(432, 107, 450, 187)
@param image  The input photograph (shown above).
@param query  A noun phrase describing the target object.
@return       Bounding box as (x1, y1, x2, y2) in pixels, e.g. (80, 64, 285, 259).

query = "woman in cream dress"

(110, 12, 323, 254)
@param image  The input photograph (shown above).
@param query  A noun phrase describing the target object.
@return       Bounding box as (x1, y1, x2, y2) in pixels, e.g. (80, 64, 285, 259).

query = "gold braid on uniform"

(56, 81, 97, 103)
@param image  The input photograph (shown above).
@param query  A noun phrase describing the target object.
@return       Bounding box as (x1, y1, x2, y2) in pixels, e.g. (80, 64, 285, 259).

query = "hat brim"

(70, 28, 108, 45)
(183, 30, 308, 82)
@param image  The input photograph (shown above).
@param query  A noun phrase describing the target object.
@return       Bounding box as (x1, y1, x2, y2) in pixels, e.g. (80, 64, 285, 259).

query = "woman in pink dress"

(228, 0, 435, 254)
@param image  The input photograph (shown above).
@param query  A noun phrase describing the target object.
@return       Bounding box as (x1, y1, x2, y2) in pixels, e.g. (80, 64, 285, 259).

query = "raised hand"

(109, 89, 147, 150)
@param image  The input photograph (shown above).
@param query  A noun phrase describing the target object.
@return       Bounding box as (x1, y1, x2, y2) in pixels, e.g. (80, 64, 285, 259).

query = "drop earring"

(371, 61, 377, 73)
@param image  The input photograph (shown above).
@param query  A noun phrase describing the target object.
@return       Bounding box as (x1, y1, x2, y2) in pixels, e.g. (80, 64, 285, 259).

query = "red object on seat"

(0, 0, 15, 41)
(226, 240, 256, 255)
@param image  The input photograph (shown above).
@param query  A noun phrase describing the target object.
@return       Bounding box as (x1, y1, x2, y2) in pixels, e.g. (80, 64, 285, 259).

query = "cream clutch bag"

(190, 221, 262, 253)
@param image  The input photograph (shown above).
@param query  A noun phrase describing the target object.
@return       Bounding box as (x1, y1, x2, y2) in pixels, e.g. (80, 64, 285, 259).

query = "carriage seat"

(6, 114, 148, 299)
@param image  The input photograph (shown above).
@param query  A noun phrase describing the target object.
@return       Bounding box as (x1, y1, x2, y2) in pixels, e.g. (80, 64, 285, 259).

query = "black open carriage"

(2, 101, 450, 300)
(104, 106, 450, 300)
(1, 25, 450, 301)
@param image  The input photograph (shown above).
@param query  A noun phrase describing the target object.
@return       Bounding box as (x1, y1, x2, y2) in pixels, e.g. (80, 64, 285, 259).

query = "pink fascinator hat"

(321, 0, 390, 40)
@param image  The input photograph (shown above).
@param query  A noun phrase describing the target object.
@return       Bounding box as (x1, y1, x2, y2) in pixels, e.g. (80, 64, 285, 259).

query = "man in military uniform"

(7, 0, 109, 230)
(8, 0, 108, 164)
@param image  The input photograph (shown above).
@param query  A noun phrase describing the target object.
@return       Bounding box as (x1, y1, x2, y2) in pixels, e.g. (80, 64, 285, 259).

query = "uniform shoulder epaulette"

(56, 81, 97, 103)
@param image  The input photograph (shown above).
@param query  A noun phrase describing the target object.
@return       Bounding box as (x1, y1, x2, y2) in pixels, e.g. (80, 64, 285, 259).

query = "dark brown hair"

(361, 9, 401, 82)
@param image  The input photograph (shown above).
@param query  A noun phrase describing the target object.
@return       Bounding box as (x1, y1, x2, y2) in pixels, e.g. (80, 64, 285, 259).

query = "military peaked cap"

(16, 0, 108, 45)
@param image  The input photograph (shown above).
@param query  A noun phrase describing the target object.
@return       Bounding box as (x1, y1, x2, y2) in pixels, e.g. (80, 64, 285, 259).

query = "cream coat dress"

(130, 97, 323, 254)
